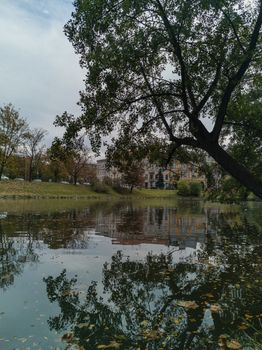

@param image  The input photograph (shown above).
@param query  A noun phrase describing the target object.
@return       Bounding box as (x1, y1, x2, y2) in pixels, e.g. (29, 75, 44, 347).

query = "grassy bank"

(0, 181, 108, 198)
(0, 180, 177, 199)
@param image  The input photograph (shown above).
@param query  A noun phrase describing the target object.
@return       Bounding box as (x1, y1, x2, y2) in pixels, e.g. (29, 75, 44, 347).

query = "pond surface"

(0, 199, 261, 350)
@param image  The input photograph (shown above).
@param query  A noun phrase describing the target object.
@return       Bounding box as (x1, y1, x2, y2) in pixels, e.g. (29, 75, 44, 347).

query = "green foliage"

(50, 134, 91, 185)
(121, 164, 145, 192)
(217, 176, 249, 202)
(226, 79, 262, 178)
(92, 181, 110, 194)
(190, 181, 202, 196)
(177, 180, 191, 196)
(177, 180, 202, 197)
(0, 103, 28, 178)
(61, 0, 262, 197)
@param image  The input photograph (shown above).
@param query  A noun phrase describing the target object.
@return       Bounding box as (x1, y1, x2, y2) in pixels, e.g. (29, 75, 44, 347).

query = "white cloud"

(0, 0, 84, 145)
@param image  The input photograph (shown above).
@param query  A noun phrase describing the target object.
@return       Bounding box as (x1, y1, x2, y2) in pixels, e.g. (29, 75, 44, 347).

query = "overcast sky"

(0, 0, 84, 145)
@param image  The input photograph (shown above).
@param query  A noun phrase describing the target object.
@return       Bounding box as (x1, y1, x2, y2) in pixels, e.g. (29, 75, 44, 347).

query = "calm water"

(0, 199, 261, 350)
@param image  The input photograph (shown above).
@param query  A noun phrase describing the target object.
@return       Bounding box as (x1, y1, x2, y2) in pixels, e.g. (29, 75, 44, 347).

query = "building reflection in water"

(94, 205, 220, 249)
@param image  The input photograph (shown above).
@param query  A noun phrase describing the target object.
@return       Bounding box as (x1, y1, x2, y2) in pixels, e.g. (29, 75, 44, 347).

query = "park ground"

(0, 180, 177, 199)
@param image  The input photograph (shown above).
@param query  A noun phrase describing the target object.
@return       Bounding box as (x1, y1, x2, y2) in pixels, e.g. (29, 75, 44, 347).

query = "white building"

(96, 158, 206, 189)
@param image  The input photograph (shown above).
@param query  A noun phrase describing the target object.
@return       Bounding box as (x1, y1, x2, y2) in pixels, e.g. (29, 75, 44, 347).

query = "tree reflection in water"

(44, 219, 262, 350)
(0, 234, 39, 289)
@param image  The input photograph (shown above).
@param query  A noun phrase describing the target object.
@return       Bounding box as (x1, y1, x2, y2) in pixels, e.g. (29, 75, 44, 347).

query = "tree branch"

(140, 64, 176, 142)
(212, 1, 262, 140)
(194, 35, 228, 115)
(164, 137, 200, 166)
(222, 10, 246, 54)
(154, 0, 197, 113)
(116, 92, 181, 105)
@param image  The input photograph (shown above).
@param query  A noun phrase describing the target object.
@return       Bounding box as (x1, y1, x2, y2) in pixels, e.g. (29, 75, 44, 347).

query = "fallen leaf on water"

(142, 330, 160, 340)
(244, 314, 253, 320)
(238, 324, 248, 330)
(61, 332, 74, 342)
(226, 340, 241, 349)
(218, 334, 227, 349)
(203, 293, 215, 298)
(177, 300, 199, 309)
(77, 322, 90, 329)
(97, 340, 121, 349)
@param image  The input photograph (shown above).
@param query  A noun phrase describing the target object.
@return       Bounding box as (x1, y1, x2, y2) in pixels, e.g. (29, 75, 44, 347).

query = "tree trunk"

(204, 142, 262, 199)
(0, 164, 4, 180)
(0, 160, 6, 180)
(73, 174, 77, 185)
(28, 158, 33, 182)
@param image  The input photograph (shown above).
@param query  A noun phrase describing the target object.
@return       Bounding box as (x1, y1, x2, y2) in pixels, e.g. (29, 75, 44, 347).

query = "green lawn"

(0, 181, 103, 198)
(133, 188, 177, 198)
(0, 180, 177, 199)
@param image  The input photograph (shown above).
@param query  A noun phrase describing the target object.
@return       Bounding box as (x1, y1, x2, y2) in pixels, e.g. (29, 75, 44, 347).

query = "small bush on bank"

(92, 182, 110, 193)
(177, 180, 190, 196)
(190, 181, 202, 196)
(177, 180, 202, 197)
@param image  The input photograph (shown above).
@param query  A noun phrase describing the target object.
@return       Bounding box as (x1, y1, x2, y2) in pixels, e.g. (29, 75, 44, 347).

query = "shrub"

(189, 181, 202, 197)
(177, 180, 202, 197)
(177, 180, 191, 196)
(92, 181, 109, 193)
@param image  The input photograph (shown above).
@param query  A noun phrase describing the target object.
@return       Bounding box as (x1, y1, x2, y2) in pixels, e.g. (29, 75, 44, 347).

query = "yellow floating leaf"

(238, 324, 248, 330)
(244, 314, 253, 320)
(226, 340, 241, 349)
(218, 335, 227, 349)
(204, 293, 215, 298)
(97, 340, 121, 349)
(177, 300, 199, 309)
(142, 330, 160, 340)
(77, 322, 90, 329)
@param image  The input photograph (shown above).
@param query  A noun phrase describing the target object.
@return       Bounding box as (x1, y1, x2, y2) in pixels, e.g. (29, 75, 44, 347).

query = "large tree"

(51, 113, 92, 185)
(51, 135, 91, 185)
(0, 104, 28, 179)
(63, 0, 262, 198)
(23, 128, 47, 181)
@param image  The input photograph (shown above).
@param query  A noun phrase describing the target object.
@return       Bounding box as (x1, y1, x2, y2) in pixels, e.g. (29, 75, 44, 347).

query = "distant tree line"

(0, 103, 96, 184)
